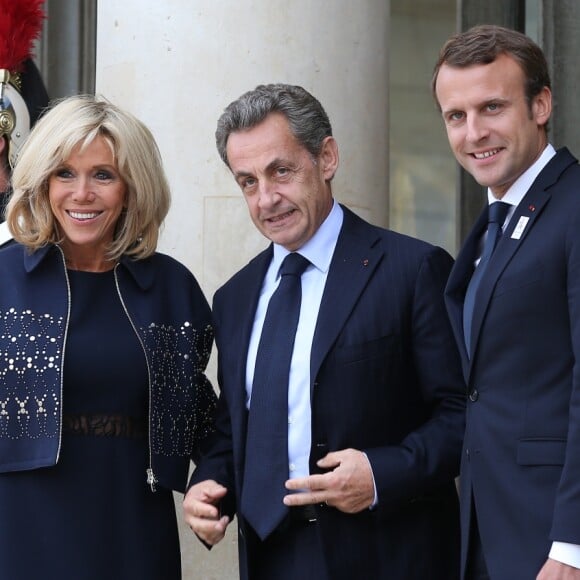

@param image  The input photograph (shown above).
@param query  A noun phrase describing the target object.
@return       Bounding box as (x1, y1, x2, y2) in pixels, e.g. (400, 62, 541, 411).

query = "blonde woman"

(0, 95, 216, 579)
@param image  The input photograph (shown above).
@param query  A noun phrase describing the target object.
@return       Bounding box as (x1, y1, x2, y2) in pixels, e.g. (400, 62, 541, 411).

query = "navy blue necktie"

(463, 201, 510, 355)
(241, 252, 310, 540)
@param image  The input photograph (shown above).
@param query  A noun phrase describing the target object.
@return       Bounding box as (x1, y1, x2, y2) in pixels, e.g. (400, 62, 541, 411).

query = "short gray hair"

(215, 84, 333, 166)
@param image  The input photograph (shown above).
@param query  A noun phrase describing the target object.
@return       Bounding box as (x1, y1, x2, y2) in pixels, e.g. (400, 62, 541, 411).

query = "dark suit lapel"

(221, 247, 272, 416)
(467, 148, 576, 369)
(445, 206, 488, 367)
(310, 207, 383, 384)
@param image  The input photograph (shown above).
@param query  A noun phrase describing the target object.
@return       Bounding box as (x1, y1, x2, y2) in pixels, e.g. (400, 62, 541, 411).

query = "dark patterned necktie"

(241, 252, 310, 539)
(463, 201, 511, 355)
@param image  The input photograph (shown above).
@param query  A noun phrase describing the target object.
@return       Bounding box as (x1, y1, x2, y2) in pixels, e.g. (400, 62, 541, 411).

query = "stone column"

(96, 2, 389, 578)
(38, 0, 97, 97)
(96, 1, 389, 302)
(541, 0, 580, 154)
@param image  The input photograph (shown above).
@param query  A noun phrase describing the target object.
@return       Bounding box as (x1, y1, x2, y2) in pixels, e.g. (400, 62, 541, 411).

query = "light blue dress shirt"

(245, 201, 343, 480)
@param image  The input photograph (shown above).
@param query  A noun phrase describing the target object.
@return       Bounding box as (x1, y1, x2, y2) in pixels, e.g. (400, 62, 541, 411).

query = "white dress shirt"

(472, 144, 556, 267)
(486, 143, 556, 231)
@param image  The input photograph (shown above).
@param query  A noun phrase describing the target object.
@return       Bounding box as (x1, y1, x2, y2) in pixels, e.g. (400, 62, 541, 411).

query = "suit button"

(468, 388, 479, 402)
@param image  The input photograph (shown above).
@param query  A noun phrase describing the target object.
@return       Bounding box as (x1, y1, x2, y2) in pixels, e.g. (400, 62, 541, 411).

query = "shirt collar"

(487, 144, 556, 207)
(271, 200, 343, 277)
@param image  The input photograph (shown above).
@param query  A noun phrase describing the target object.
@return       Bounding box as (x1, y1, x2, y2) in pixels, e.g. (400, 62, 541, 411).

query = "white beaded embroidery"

(141, 321, 214, 457)
(0, 308, 63, 440)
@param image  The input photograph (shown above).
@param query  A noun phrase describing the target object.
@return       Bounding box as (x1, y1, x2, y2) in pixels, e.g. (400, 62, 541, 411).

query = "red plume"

(0, 0, 46, 71)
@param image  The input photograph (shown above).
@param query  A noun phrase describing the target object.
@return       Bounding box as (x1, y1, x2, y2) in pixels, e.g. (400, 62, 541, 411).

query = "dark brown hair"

(431, 25, 551, 111)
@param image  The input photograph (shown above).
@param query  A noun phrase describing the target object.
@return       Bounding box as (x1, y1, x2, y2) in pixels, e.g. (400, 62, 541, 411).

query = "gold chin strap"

(0, 69, 15, 138)
(0, 108, 15, 138)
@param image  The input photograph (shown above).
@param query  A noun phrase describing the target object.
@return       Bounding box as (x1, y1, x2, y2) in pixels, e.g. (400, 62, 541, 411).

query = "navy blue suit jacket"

(445, 148, 580, 579)
(192, 206, 465, 579)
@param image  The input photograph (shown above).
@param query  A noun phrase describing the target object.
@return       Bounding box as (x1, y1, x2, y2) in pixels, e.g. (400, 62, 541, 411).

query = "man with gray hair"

(185, 83, 465, 580)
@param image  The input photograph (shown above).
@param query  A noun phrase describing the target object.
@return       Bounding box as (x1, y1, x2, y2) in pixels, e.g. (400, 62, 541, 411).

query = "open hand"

(283, 448, 374, 513)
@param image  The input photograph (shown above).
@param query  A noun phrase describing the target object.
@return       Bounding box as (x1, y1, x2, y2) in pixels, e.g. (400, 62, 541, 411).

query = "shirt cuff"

(362, 452, 378, 509)
(549, 542, 580, 569)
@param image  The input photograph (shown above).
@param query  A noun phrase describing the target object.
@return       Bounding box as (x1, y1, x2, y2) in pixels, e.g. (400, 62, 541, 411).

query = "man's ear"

(319, 136, 339, 181)
(533, 86, 552, 128)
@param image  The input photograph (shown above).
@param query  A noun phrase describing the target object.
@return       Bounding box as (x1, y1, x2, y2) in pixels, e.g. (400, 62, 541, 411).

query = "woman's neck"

(64, 256, 116, 272)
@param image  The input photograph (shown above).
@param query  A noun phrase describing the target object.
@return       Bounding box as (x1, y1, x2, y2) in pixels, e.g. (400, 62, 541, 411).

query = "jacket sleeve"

(188, 291, 237, 519)
(365, 247, 466, 507)
(550, 207, 580, 543)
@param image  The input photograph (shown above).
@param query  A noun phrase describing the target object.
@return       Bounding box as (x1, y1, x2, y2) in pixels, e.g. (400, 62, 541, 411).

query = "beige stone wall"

(174, 495, 240, 579)
(96, 0, 389, 296)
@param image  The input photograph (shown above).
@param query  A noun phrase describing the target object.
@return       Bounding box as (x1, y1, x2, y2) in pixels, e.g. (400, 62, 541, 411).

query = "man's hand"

(183, 480, 230, 546)
(283, 448, 374, 513)
(537, 558, 580, 579)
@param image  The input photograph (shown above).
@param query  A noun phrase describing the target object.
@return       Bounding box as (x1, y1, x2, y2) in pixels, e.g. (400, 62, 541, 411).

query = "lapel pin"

(511, 216, 530, 240)
(528, 204, 536, 212)
(362, 259, 369, 266)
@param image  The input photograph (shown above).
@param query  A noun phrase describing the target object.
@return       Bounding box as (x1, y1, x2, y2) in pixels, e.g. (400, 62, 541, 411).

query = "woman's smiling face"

(49, 135, 127, 269)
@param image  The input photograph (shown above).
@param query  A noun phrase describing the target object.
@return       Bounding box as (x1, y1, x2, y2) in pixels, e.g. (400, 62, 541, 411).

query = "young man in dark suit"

(184, 83, 465, 580)
(433, 24, 580, 580)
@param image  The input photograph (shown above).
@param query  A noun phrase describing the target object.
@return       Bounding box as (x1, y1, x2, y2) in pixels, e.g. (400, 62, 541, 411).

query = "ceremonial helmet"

(0, 0, 49, 168)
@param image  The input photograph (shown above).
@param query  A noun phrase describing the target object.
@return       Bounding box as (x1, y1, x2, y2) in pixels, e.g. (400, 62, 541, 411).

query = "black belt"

(288, 504, 318, 523)
(271, 504, 318, 536)
(62, 413, 146, 439)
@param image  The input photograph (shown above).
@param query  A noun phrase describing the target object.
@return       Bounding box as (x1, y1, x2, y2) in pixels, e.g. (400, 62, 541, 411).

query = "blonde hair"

(7, 94, 170, 260)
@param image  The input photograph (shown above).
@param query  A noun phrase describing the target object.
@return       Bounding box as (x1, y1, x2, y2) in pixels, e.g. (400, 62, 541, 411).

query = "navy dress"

(0, 269, 181, 579)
